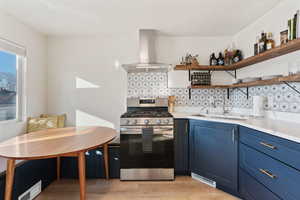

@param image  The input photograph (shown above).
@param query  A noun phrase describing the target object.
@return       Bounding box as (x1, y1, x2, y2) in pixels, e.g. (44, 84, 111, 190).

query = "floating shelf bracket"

(283, 81, 300, 95)
(227, 87, 249, 99)
(225, 70, 237, 79)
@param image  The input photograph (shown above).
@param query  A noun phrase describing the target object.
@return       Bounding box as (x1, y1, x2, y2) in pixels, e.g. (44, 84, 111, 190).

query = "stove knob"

(164, 119, 170, 124)
(144, 119, 150, 124)
(125, 119, 130, 125)
(133, 119, 138, 125)
(156, 119, 162, 124)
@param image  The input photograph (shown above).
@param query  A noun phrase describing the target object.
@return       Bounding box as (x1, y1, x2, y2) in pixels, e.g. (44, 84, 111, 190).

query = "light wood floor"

(36, 176, 239, 200)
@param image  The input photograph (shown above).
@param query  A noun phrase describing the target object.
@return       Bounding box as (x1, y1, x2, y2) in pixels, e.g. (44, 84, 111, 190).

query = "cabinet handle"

(185, 123, 188, 134)
(259, 168, 276, 179)
(232, 128, 235, 143)
(260, 142, 276, 150)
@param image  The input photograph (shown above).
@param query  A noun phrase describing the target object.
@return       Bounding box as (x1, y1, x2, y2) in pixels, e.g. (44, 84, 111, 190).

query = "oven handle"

(120, 127, 173, 135)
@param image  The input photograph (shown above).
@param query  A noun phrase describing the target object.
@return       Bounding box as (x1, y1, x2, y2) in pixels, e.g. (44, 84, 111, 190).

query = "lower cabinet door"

(174, 119, 189, 175)
(85, 150, 96, 178)
(94, 149, 105, 178)
(239, 169, 281, 200)
(61, 157, 78, 179)
(61, 149, 105, 179)
(189, 120, 238, 192)
(109, 146, 120, 178)
(61, 146, 120, 179)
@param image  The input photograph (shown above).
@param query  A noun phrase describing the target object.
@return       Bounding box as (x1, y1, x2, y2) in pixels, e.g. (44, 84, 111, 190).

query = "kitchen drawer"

(240, 143, 300, 200)
(240, 126, 300, 170)
(239, 168, 281, 200)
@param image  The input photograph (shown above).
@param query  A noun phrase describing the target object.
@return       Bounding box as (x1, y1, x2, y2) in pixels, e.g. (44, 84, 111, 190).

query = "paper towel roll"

(253, 96, 266, 117)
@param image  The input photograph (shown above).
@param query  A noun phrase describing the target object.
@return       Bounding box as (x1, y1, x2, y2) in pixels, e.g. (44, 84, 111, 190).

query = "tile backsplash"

(127, 72, 300, 113)
(231, 83, 300, 113)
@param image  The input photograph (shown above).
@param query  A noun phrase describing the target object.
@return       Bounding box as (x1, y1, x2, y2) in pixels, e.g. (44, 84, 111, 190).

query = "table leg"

(5, 159, 15, 200)
(103, 143, 109, 179)
(78, 152, 86, 200)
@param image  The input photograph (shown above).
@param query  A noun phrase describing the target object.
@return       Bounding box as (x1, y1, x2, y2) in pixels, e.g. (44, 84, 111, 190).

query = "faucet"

(210, 95, 227, 114)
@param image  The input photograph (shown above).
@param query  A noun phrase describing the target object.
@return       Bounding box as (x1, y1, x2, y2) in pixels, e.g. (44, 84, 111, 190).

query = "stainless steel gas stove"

(120, 98, 174, 181)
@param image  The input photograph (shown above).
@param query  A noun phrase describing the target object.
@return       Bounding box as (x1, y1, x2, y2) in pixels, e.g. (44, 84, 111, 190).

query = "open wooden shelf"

(176, 38, 300, 71)
(190, 85, 229, 89)
(190, 74, 300, 89)
(175, 64, 232, 71)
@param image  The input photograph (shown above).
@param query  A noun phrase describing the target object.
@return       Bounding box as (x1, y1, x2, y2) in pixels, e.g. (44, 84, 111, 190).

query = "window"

(0, 38, 26, 122)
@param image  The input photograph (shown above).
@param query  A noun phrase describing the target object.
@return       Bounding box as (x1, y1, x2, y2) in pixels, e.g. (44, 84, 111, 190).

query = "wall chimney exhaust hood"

(122, 29, 172, 73)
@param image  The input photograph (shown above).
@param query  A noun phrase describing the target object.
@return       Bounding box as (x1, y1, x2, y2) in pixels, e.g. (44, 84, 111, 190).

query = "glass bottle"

(266, 32, 275, 50)
(254, 36, 260, 55)
(217, 52, 225, 66)
(259, 31, 266, 53)
(210, 53, 218, 66)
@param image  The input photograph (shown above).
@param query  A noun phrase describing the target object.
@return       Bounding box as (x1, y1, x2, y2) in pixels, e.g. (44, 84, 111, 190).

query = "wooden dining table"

(0, 126, 117, 200)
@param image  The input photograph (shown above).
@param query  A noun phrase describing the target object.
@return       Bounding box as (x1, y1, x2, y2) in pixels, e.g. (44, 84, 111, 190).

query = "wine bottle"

(294, 13, 298, 40)
(254, 36, 259, 55)
(217, 52, 224, 66)
(288, 19, 292, 41)
(233, 50, 243, 63)
(259, 31, 266, 53)
(210, 53, 218, 66)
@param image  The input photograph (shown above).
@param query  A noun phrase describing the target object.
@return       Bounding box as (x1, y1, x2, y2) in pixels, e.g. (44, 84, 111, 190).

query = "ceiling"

(0, 0, 283, 36)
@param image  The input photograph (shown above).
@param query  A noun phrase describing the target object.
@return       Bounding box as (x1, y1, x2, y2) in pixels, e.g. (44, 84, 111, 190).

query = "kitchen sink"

(192, 113, 249, 120)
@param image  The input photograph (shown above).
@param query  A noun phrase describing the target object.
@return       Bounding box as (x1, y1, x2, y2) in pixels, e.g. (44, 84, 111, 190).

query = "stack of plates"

(241, 77, 261, 83)
(261, 75, 283, 80)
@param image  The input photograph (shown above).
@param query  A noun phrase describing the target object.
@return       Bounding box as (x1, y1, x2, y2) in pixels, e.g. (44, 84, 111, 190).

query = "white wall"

(47, 35, 234, 132)
(0, 11, 48, 171)
(47, 35, 134, 131)
(234, 0, 300, 79)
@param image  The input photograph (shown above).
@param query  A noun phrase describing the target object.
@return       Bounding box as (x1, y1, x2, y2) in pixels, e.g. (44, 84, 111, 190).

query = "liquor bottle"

(259, 31, 266, 53)
(232, 50, 243, 63)
(224, 49, 230, 66)
(254, 36, 260, 55)
(217, 52, 225, 66)
(210, 53, 218, 66)
(266, 32, 275, 50)
(288, 19, 292, 41)
(294, 13, 298, 40)
(296, 10, 300, 38)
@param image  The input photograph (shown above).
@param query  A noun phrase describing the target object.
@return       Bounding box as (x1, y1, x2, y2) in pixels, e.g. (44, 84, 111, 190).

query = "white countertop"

(172, 112, 300, 144)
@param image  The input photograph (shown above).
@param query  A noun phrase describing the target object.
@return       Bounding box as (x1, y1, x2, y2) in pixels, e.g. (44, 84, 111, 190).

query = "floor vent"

(191, 173, 216, 188)
(18, 180, 42, 200)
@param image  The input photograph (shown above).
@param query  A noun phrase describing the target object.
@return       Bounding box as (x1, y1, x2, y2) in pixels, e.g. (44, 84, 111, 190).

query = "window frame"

(0, 38, 26, 123)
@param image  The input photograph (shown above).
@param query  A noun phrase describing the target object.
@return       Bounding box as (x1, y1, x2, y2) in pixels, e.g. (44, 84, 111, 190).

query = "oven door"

(120, 126, 174, 169)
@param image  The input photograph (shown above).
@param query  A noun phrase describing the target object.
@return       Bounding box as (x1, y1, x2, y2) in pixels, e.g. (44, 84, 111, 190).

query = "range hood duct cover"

(122, 29, 171, 72)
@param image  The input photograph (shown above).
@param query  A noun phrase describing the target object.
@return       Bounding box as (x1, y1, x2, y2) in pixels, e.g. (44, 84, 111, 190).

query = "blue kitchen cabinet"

(239, 126, 300, 200)
(109, 145, 120, 178)
(239, 168, 281, 200)
(174, 119, 189, 175)
(189, 120, 238, 194)
(61, 149, 105, 179)
(61, 145, 120, 179)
